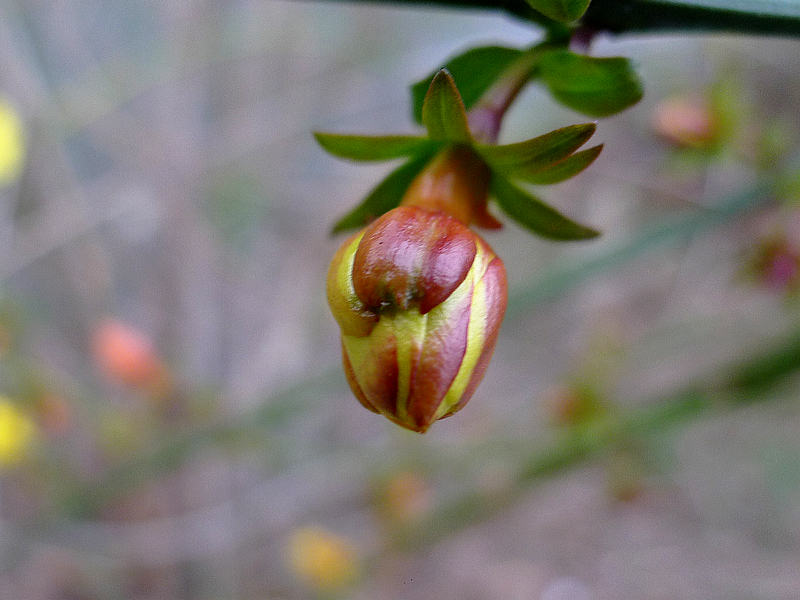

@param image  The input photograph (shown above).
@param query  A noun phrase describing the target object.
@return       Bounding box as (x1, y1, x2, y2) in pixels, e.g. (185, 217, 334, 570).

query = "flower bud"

(327, 205, 507, 433)
(653, 96, 719, 150)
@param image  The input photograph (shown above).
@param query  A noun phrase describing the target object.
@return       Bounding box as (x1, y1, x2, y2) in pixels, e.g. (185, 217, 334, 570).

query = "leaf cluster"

(315, 38, 642, 239)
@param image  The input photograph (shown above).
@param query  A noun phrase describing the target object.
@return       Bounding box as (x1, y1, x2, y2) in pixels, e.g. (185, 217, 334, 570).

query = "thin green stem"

(467, 41, 561, 143)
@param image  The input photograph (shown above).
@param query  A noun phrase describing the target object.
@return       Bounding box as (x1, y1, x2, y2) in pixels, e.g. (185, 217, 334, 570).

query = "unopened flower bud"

(653, 96, 719, 150)
(327, 205, 507, 433)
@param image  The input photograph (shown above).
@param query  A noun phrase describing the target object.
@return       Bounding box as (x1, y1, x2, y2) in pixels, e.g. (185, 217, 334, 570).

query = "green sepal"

(525, 0, 592, 23)
(474, 123, 596, 176)
(517, 144, 603, 184)
(539, 51, 644, 117)
(491, 174, 599, 240)
(331, 152, 435, 234)
(421, 70, 472, 143)
(313, 132, 438, 162)
(411, 46, 525, 124)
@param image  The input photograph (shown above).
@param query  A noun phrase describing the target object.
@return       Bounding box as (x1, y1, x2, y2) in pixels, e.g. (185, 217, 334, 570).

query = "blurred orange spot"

(540, 384, 604, 427)
(653, 96, 719, 149)
(541, 384, 584, 426)
(383, 471, 431, 523)
(92, 318, 171, 396)
(36, 394, 72, 437)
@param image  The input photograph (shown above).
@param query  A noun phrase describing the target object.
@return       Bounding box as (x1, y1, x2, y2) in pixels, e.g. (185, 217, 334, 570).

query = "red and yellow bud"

(327, 205, 507, 433)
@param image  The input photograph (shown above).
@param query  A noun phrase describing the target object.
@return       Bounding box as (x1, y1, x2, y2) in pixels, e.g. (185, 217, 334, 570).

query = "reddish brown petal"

(352, 207, 475, 313)
(401, 146, 492, 228)
(406, 288, 472, 430)
(352, 207, 424, 310)
(343, 330, 400, 418)
(418, 227, 476, 314)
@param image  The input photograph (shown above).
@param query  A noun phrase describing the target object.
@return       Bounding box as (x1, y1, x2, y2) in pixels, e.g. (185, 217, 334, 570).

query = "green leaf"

(331, 153, 434, 233)
(525, 0, 592, 22)
(421, 70, 472, 143)
(539, 51, 644, 117)
(474, 123, 596, 176)
(314, 132, 438, 162)
(411, 46, 524, 124)
(491, 175, 599, 240)
(517, 144, 603, 184)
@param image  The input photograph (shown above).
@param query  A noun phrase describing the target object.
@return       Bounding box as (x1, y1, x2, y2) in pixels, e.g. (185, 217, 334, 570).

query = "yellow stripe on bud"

(434, 260, 489, 421)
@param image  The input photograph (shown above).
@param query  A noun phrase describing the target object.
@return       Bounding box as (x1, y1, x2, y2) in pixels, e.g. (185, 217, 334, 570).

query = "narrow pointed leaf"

(331, 153, 434, 234)
(491, 175, 599, 240)
(474, 123, 596, 176)
(411, 46, 524, 124)
(539, 51, 644, 117)
(516, 144, 603, 184)
(421, 70, 472, 143)
(525, 0, 592, 22)
(314, 132, 437, 162)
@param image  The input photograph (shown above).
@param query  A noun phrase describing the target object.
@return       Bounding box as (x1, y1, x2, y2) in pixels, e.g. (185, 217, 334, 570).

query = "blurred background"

(0, 1, 799, 599)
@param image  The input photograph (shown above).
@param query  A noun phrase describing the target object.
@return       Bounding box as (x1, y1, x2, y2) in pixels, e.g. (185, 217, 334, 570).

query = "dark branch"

(301, 0, 800, 37)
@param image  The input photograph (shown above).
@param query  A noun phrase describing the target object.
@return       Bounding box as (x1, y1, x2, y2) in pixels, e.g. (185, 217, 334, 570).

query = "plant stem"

(298, 0, 800, 37)
(467, 43, 553, 143)
(584, 0, 800, 36)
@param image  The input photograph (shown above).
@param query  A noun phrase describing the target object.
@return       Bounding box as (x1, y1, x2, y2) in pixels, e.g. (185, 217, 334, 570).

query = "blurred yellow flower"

(286, 525, 358, 591)
(381, 470, 431, 524)
(0, 98, 25, 185)
(0, 396, 37, 466)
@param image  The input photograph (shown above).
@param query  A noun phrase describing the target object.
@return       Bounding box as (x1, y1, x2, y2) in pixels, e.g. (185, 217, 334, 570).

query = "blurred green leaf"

(539, 51, 644, 117)
(491, 174, 599, 239)
(313, 132, 437, 162)
(474, 123, 596, 175)
(331, 152, 435, 233)
(421, 70, 472, 143)
(411, 46, 525, 124)
(519, 144, 603, 184)
(525, 0, 592, 22)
